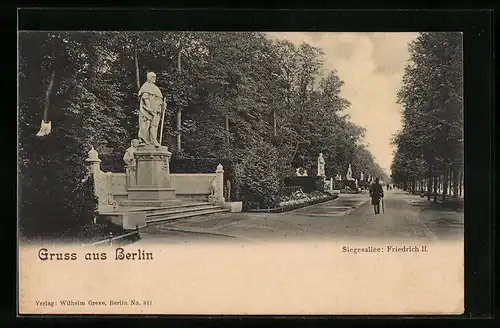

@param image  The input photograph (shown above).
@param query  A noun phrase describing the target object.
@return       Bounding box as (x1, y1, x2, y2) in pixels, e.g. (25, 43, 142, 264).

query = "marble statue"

(296, 168, 302, 176)
(209, 177, 217, 196)
(346, 164, 353, 180)
(317, 153, 326, 177)
(303, 169, 308, 176)
(360, 172, 364, 181)
(123, 139, 139, 168)
(138, 72, 165, 147)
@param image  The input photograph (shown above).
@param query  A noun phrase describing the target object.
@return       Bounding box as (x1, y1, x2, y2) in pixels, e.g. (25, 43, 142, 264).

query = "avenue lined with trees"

(19, 31, 390, 236)
(390, 32, 464, 204)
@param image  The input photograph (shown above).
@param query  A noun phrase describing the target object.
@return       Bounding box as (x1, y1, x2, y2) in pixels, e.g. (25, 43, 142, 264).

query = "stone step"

(146, 204, 223, 218)
(119, 202, 211, 213)
(146, 208, 230, 224)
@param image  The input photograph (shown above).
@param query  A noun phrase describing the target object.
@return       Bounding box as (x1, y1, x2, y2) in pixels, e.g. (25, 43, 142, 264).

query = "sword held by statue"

(159, 97, 167, 146)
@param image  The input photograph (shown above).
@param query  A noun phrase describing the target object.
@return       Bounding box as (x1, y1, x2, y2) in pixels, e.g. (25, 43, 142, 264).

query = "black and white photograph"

(18, 30, 465, 315)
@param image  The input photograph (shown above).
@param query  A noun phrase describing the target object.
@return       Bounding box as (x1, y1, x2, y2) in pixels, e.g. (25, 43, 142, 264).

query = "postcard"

(18, 31, 464, 315)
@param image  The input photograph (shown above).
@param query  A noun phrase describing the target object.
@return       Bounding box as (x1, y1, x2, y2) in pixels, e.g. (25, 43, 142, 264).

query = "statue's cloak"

(138, 82, 164, 120)
(139, 82, 163, 99)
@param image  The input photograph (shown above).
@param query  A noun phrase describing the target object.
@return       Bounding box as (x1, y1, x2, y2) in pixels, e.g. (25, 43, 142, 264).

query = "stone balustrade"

(169, 173, 217, 200)
(85, 146, 225, 211)
(85, 146, 116, 213)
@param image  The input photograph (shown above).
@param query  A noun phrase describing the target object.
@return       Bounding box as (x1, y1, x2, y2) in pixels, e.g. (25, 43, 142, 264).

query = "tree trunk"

(177, 45, 182, 71)
(134, 43, 140, 91)
(459, 170, 463, 197)
(427, 164, 432, 200)
(273, 110, 277, 136)
(176, 41, 183, 151)
(43, 69, 56, 122)
(225, 115, 230, 143)
(428, 177, 432, 200)
(433, 175, 438, 203)
(449, 170, 453, 197)
(286, 89, 290, 112)
(453, 166, 459, 201)
(437, 175, 440, 194)
(427, 176, 432, 200)
(177, 110, 182, 151)
(442, 164, 448, 202)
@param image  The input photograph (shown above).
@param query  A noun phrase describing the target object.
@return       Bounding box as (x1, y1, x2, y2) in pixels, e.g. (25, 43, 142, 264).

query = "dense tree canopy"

(19, 31, 389, 232)
(391, 32, 463, 201)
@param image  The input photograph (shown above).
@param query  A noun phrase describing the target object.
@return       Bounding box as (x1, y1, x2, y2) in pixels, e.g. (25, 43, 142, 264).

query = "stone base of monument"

(121, 144, 181, 207)
(222, 201, 243, 213)
(127, 187, 176, 200)
(120, 199, 184, 207)
(99, 211, 147, 230)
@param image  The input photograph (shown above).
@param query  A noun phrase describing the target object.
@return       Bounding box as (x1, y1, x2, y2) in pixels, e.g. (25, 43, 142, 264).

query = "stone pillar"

(85, 146, 115, 212)
(122, 144, 179, 207)
(125, 166, 137, 188)
(215, 164, 225, 206)
(330, 178, 334, 191)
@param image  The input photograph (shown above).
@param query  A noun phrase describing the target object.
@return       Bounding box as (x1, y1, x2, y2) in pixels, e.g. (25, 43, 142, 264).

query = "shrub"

(18, 131, 98, 239)
(237, 141, 287, 210)
(313, 176, 325, 191)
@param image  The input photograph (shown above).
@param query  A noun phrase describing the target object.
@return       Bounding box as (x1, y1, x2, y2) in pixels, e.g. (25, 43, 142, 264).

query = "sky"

(265, 32, 419, 176)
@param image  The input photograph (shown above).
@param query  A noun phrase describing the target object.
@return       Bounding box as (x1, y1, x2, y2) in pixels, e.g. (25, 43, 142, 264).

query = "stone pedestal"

(121, 145, 180, 207)
(222, 201, 242, 213)
(99, 211, 147, 230)
(125, 166, 137, 188)
(214, 164, 225, 206)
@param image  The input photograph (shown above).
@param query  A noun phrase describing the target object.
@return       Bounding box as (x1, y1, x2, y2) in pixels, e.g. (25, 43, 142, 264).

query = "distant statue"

(138, 72, 165, 147)
(303, 169, 308, 177)
(226, 180, 232, 202)
(296, 168, 302, 176)
(360, 172, 364, 181)
(335, 173, 342, 181)
(123, 139, 139, 168)
(317, 153, 326, 177)
(346, 164, 353, 180)
(355, 179, 359, 188)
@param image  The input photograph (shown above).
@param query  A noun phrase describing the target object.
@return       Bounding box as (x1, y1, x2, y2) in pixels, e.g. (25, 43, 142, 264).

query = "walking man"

(369, 177, 384, 215)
